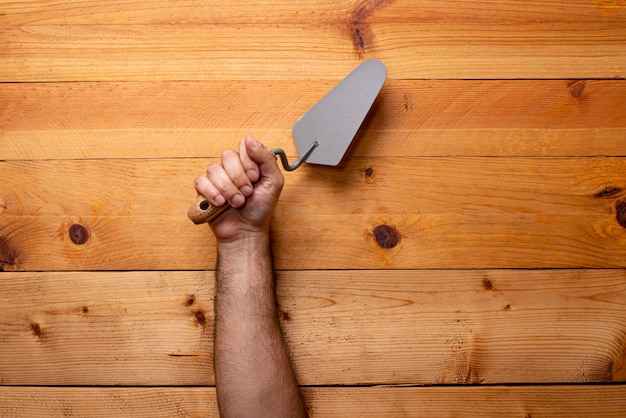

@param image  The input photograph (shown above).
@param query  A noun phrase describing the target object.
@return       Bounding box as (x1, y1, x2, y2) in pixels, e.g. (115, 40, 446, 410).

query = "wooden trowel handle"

(187, 196, 230, 224)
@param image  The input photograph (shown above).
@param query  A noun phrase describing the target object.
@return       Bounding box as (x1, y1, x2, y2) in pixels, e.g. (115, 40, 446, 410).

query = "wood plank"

(2, 80, 626, 160)
(1, 386, 625, 418)
(3, 0, 625, 25)
(1, 24, 355, 82)
(1, 157, 626, 270)
(0, 387, 218, 417)
(0, 271, 215, 386)
(2, 22, 624, 81)
(306, 386, 626, 418)
(1, 270, 624, 385)
(281, 269, 626, 385)
(4, 212, 626, 270)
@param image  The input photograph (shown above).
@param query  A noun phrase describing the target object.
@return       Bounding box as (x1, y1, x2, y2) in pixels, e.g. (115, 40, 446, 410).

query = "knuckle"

(206, 163, 222, 176)
(221, 149, 238, 160)
(194, 175, 209, 191)
(231, 171, 250, 186)
(222, 183, 239, 197)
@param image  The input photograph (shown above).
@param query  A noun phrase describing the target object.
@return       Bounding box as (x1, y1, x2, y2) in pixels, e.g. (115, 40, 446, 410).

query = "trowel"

(188, 59, 387, 224)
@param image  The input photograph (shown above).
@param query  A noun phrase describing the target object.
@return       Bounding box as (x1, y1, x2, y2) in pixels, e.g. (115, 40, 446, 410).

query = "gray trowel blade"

(292, 59, 387, 166)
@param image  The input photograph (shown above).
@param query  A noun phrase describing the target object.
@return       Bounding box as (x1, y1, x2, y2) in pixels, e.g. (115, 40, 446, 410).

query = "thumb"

(244, 136, 282, 180)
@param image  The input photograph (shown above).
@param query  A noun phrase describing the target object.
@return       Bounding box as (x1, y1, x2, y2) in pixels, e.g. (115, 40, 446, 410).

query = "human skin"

(194, 136, 307, 418)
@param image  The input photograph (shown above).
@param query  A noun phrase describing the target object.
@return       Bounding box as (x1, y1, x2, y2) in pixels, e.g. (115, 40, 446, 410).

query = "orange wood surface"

(1, 0, 626, 416)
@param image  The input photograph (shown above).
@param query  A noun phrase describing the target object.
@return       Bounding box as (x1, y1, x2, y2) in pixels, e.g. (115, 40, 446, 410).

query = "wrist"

(216, 229, 271, 254)
(215, 229, 274, 289)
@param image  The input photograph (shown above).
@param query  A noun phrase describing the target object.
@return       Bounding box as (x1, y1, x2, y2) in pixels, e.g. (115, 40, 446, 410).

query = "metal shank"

(271, 139, 320, 171)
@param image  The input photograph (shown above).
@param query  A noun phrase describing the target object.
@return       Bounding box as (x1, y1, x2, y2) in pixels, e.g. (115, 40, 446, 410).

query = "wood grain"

(4, 0, 626, 25)
(4, 212, 626, 270)
(0, 387, 218, 417)
(0, 271, 214, 386)
(3, 0, 626, 414)
(305, 386, 626, 418)
(1, 157, 625, 270)
(1, 270, 624, 385)
(2, 21, 624, 81)
(1, 386, 625, 418)
(2, 80, 626, 160)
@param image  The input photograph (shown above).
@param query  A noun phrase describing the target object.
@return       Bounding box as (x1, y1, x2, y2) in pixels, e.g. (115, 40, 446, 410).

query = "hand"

(194, 136, 284, 242)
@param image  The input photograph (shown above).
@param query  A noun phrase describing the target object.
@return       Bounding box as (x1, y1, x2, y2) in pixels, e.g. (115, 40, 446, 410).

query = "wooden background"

(1, 0, 626, 416)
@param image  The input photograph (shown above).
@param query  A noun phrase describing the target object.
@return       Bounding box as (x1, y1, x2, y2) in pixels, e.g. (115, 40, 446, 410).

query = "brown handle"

(187, 196, 230, 224)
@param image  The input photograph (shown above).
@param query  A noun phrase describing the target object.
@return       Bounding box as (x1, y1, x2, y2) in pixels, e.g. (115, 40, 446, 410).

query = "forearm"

(214, 232, 306, 418)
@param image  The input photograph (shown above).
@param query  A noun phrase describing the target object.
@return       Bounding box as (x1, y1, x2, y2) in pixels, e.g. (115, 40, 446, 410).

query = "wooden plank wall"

(1, 0, 626, 416)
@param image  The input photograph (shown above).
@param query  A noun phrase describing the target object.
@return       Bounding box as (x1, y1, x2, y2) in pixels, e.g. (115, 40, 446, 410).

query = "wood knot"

(616, 201, 626, 228)
(364, 166, 377, 183)
(194, 310, 206, 326)
(69, 224, 89, 245)
(349, 0, 391, 56)
(483, 278, 494, 290)
(353, 27, 365, 50)
(568, 80, 586, 99)
(373, 224, 400, 248)
(185, 295, 196, 307)
(595, 186, 622, 198)
(0, 236, 16, 271)
(31, 322, 42, 338)
(279, 310, 291, 321)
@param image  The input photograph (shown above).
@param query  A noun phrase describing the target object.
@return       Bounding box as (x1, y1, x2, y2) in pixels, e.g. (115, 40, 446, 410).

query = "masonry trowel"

(188, 59, 387, 224)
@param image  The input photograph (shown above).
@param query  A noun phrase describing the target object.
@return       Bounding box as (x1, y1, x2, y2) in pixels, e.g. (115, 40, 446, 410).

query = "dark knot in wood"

(373, 224, 400, 249)
(0, 236, 16, 271)
(69, 224, 90, 245)
(568, 80, 586, 99)
(194, 310, 207, 326)
(595, 186, 622, 198)
(31, 323, 42, 338)
(279, 310, 291, 321)
(349, 0, 391, 56)
(616, 201, 626, 229)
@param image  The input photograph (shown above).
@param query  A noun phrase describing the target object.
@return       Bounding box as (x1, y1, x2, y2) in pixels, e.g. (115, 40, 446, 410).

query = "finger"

(239, 137, 260, 184)
(221, 148, 254, 199)
(206, 161, 246, 208)
(244, 136, 283, 183)
(194, 174, 225, 207)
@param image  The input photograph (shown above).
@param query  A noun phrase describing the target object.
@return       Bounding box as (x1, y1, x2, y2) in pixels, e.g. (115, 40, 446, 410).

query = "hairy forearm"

(214, 232, 306, 418)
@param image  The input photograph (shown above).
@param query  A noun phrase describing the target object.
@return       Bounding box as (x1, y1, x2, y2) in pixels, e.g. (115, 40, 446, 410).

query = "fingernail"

(241, 185, 253, 197)
(231, 194, 245, 208)
(213, 194, 225, 206)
